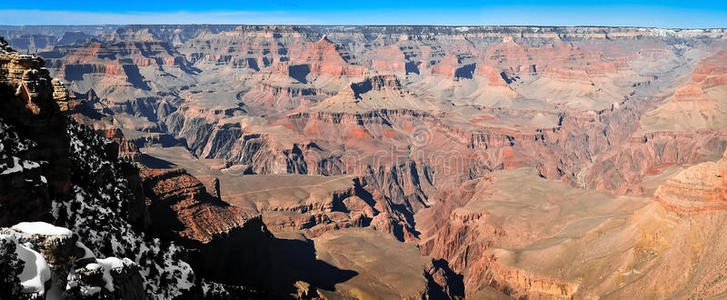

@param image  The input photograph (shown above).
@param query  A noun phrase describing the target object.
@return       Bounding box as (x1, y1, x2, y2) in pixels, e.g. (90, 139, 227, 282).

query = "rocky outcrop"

(51, 78, 70, 111)
(419, 177, 504, 295)
(418, 168, 631, 298)
(585, 129, 727, 194)
(139, 168, 253, 244)
(0, 38, 71, 226)
(138, 167, 296, 298)
(292, 37, 365, 77)
(476, 255, 577, 299)
(655, 149, 727, 214)
(101, 128, 141, 160)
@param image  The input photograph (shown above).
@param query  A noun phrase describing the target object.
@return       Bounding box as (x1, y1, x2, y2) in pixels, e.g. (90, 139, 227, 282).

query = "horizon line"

(2, 7, 726, 29)
(2, 24, 726, 30)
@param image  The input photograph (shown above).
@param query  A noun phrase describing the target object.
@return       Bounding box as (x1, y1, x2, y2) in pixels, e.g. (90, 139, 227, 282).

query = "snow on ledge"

(0, 233, 51, 295)
(12, 222, 73, 237)
(17, 242, 51, 295)
(1, 156, 40, 175)
(96, 257, 135, 292)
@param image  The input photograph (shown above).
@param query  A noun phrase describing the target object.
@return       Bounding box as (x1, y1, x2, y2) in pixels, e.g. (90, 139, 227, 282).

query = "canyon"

(2, 25, 727, 299)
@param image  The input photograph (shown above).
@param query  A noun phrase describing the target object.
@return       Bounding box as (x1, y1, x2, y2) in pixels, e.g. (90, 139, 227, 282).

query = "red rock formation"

(291, 37, 365, 77)
(476, 65, 509, 86)
(139, 168, 254, 244)
(673, 85, 708, 102)
(585, 129, 727, 194)
(476, 255, 577, 299)
(654, 149, 727, 214)
(368, 45, 406, 75)
(692, 49, 727, 88)
(100, 128, 140, 161)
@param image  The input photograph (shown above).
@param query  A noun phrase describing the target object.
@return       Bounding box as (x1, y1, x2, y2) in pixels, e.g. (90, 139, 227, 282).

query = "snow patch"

(16, 241, 51, 295)
(96, 257, 134, 292)
(1, 156, 23, 175)
(0, 156, 40, 175)
(12, 222, 73, 237)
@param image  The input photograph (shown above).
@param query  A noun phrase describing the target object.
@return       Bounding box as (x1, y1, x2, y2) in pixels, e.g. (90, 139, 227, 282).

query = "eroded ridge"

(655, 149, 727, 214)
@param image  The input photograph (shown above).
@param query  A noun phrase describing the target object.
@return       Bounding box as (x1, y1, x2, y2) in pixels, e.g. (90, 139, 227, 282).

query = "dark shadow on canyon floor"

(188, 220, 358, 299)
(122, 64, 152, 91)
(269, 238, 359, 292)
(138, 153, 177, 169)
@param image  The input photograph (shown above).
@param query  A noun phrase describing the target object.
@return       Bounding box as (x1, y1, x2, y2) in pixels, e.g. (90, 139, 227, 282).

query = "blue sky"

(1, 0, 727, 28)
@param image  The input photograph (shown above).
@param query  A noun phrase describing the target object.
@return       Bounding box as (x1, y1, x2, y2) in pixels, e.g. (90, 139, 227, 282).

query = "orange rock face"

(139, 168, 254, 244)
(692, 49, 727, 86)
(673, 85, 708, 102)
(655, 150, 727, 214)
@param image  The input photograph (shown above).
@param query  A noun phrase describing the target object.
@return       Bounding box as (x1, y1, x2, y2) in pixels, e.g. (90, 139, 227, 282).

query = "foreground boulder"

(0, 222, 144, 299)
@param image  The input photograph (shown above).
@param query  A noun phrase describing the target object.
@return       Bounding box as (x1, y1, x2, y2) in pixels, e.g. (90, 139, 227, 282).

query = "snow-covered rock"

(15, 239, 51, 296)
(67, 254, 145, 299)
(0, 236, 25, 298)
(0, 156, 40, 175)
(12, 222, 73, 237)
(0, 119, 50, 225)
(0, 233, 51, 296)
(1, 222, 146, 299)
